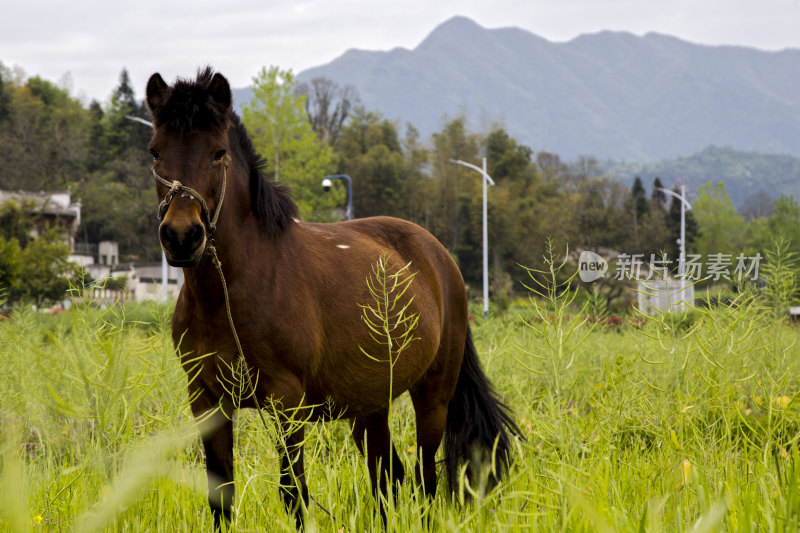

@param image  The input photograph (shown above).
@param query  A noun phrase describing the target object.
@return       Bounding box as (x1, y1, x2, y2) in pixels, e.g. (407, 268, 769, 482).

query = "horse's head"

(145, 68, 232, 267)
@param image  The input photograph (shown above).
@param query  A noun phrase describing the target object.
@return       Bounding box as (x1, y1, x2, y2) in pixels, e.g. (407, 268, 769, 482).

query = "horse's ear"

(208, 73, 232, 112)
(146, 73, 169, 113)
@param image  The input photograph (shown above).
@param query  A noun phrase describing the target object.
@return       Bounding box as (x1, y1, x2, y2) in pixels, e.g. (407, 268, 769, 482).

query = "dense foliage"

(0, 64, 159, 265)
(1, 63, 800, 309)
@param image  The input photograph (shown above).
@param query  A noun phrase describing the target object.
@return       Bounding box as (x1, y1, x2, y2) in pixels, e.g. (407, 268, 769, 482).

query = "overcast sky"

(3, 0, 800, 104)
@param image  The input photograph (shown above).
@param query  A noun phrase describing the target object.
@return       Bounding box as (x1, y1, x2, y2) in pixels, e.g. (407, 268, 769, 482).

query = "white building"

(84, 243, 184, 303)
(0, 189, 81, 249)
(1, 189, 184, 304)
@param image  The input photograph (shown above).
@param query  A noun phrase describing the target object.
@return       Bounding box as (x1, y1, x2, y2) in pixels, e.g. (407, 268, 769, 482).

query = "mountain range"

(231, 16, 800, 203)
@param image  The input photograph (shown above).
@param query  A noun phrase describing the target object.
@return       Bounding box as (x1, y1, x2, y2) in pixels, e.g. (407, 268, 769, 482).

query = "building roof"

(0, 189, 81, 223)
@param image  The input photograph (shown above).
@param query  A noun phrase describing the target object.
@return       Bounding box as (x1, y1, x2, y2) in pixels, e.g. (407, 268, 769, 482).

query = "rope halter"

(152, 160, 228, 245)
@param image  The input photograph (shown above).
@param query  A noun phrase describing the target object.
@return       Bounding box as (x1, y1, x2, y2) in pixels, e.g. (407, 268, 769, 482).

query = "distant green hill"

(601, 145, 800, 207)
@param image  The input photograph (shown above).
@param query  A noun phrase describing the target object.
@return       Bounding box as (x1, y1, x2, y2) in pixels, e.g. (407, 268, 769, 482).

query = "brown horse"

(145, 67, 519, 529)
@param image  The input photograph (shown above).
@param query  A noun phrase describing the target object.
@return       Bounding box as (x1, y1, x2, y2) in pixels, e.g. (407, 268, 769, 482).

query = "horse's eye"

(150, 149, 161, 161)
(214, 150, 227, 162)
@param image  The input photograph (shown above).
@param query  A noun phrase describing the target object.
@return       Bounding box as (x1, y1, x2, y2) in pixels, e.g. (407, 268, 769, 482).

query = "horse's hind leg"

(410, 338, 464, 500)
(351, 408, 405, 507)
(409, 385, 450, 499)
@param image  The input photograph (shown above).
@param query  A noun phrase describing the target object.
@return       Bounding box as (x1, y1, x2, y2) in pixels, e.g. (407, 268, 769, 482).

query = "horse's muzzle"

(159, 221, 206, 266)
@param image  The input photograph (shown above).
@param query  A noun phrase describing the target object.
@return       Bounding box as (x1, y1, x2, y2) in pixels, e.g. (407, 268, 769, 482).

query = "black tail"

(443, 326, 521, 493)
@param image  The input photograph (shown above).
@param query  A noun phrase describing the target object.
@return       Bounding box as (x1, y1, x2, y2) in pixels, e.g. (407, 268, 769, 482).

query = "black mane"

(151, 67, 298, 237)
(227, 113, 299, 238)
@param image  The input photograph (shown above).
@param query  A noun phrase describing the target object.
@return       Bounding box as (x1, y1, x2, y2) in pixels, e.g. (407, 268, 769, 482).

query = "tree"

(478, 128, 548, 281)
(428, 117, 481, 254)
(295, 77, 359, 146)
(0, 77, 89, 190)
(104, 68, 151, 163)
(243, 66, 313, 183)
(86, 100, 107, 172)
(16, 228, 78, 305)
(0, 62, 11, 121)
(624, 176, 664, 254)
(743, 195, 800, 258)
(693, 182, 745, 257)
(0, 226, 80, 306)
(631, 176, 649, 218)
(576, 176, 630, 251)
(743, 216, 772, 257)
(0, 199, 35, 247)
(335, 107, 405, 219)
(651, 177, 667, 208)
(242, 66, 338, 220)
(486, 128, 535, 186)
(768, 195, 800, 254)
(0, 236, 22, 298)
(400, 124, 429, 224)
(739, 189, 773, 221)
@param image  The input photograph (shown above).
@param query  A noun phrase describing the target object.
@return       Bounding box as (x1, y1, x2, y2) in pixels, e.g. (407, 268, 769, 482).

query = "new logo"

(578, 251, 608, 282)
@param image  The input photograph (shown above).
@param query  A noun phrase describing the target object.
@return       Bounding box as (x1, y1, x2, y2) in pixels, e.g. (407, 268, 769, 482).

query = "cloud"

(2, 0, 798, 104)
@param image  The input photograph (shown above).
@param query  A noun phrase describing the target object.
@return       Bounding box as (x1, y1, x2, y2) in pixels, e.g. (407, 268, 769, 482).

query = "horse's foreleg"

(351, 409, 405, 511)
(198, 408, 235, 530)
(278, 420, 309, 528)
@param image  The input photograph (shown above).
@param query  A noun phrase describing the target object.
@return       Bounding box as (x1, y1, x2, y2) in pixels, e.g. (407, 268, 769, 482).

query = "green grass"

(2, 295, 800, 532)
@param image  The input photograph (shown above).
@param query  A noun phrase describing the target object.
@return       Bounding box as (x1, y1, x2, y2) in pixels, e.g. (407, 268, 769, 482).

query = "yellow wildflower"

(773, 396, 791, 409)
(682, 459, 691, 484)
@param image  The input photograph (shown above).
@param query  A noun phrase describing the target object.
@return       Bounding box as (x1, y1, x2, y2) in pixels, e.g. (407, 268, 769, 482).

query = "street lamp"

(657, 185, 692, 278)
(322, 174, 353, 220)
(125, 115, 154, 127)
(450, 157, 495, 318)
(126, 115, 168, 302)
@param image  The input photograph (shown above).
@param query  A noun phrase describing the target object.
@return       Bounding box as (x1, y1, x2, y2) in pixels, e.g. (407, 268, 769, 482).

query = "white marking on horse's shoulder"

(292, 217, 302, 223)
(336, 244, 350, 249)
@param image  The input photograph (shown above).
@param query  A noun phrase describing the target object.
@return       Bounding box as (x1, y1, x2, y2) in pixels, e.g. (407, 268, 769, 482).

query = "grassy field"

(1, 286, 800, 532)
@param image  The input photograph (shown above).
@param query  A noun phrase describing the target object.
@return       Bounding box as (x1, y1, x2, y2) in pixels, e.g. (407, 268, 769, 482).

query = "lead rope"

(206, 244, 270, 428)
(207, 242, 335, 523)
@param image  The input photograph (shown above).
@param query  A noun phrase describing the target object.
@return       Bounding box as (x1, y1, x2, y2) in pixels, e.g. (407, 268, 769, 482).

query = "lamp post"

(657, 185, 691, 278)
(321, 174, 353, 220)
(450, 157, 495, 318)
(126, 115, 168, 302)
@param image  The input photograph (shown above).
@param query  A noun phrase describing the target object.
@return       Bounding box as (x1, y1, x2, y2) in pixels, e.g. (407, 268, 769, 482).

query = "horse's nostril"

(187, 223, 205, 249)
(159, 223, 177, 245)
(159, 223, 205, 254)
